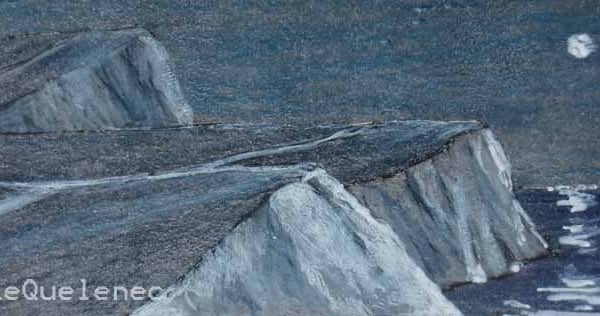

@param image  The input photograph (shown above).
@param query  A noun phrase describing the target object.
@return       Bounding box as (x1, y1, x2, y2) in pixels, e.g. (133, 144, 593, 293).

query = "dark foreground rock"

(0, 120, 481, 182)
(0, 166, 309, 315)
(0, 29, 192, 133)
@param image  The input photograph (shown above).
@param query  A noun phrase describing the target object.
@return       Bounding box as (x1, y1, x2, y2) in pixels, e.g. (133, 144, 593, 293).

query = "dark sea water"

(447, 188, 600, 315)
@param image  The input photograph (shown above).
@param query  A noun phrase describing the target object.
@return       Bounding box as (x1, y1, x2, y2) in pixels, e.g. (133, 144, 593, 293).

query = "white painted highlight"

(562, 278, 596, 288)
(563, 225, 584, 234)
(557, 190, 597, 213)
(510, 262, 523, 273)
(199, 126, 368, 169)
(503, 299, 531, 309)
(138, 35, 194, 125)
(538, 287, 600, 294)
(575, 305, 594, 311)
(482, 129, 513, 191)
(0, 165, 310, 192)
(577, 185, 598, 191)
(558, 235, 591, 248)
(513, 200, 549, 249)
(0, 189, 51, 216)
(567, 34, 597, 59)
(548, 184, 598, 192)
(471, 263, 488, 284)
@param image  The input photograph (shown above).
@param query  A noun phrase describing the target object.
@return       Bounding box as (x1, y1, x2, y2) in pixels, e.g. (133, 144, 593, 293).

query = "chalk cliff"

(0, 29, 192, 133)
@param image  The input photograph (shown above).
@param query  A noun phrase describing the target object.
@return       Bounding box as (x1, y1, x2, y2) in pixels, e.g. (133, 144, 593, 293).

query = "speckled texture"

(0, 120, 549, 315)
(0, 166, 309, 316)
(134, 170, 462, 316)
(0, 120, 480, 182)
(349, 130, 548, 288)
(0, 29, 192, 132)
(0, 0, 597, 185)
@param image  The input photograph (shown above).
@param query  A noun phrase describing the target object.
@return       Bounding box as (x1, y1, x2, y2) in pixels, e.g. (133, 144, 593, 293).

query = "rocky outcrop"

(0, 29, 193, 133)
(347, 130, 548, 287)
(218, 121, 550, 287)
(134, 170, 461, 316)
(0, 165, 310, 315)
(0, 120, 548, 315)
(0, 164, 461, 315)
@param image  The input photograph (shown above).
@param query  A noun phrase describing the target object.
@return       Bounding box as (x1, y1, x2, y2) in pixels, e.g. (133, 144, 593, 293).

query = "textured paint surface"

(349, 131, 547, 287)
(0, 121, 548, 314)
(0, 29, 193, 132)
(0, 2, 596, 313)
(134, 170, 462, 316)
(0, 166, 310, 315)
(447, 189, 600, 315)
(0, 1, 597, 185)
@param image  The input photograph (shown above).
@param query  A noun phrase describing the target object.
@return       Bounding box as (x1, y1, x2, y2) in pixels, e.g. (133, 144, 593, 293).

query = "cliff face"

(226, 122, 549, 287)
(134, 170, 461, 316)
(348, 130, 547, 287)
(0, 165, 310, 315)
(0, 29, 192, 133)
(0, 120, 547, 315)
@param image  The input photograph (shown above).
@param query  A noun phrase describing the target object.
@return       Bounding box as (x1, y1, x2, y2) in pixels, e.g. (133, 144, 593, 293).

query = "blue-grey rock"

(0, 164, 463, 315)
(215, 121, 549, 287)
(0, 29, 192, 133)
(347, 130, 548, 287)
(0, 165, 310, 315)
(0, 120, 548, 300)
(133, 170, 462, 316)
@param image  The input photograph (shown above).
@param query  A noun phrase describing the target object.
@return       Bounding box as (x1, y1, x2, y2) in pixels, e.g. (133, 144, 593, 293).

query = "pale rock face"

(0, 120, 548, 315)
(0, 29, 193, 133)
(133, 170, 462, 316)
(348, 130, 548, 287)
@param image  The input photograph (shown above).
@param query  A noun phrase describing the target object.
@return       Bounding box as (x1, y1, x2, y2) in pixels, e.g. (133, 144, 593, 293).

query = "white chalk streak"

(575, 305, 594, 311)
(538, 287, 600, 294)
(559, 235, 592, 248)
(562, 278, 596, 288)
(557, 191, 597, 213)
(503, 299, 531, 309)
(0, 189, 51, 216)
(563, 225, 585, 234)
(0, 126, 367, 216)
(531, 310, 600, 316)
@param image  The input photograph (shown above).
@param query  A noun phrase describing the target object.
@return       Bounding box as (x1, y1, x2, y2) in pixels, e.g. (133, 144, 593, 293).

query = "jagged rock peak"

(133, 169, 463, 316)
(0, 28, 193, 133)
